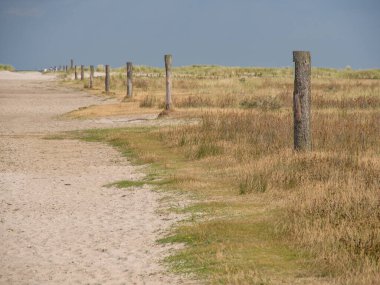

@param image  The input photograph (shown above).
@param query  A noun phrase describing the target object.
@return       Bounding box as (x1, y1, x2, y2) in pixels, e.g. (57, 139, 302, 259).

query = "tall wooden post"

(80, 65, 84, 81)
(105, 64, 110, 93)
(164, 54, 173, 111)
(70, 59, 74, 70)
(74, 65, 78, 80)
(293, 51, 311, 151)
(89, 65, 94, 89)
(126, 62, 133, 99)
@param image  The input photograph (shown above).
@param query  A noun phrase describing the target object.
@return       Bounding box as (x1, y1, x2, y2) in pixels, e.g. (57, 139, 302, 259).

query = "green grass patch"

(105, 177, 175, 189)
(159, 219, 311, 284)
(106, 180, 146, 188)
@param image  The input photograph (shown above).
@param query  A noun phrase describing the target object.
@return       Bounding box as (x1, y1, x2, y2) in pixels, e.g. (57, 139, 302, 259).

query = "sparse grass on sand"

(0, 64, 15, 71)
(61, 65, 380, 284)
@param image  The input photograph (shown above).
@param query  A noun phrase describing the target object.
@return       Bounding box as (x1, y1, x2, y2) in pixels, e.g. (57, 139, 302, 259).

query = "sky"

(0, 0, 379, 70)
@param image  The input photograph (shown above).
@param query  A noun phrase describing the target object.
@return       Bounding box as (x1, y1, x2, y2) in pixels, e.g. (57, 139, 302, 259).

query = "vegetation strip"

(55, 65, 380, 284)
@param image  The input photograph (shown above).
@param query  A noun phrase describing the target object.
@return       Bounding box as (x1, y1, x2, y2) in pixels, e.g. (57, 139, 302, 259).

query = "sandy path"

(0, 72, 191, 284)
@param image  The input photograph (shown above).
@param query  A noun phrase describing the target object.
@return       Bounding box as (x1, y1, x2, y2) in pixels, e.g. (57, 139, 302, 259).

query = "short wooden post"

(74, 65, 78, 80)
(89, 65, 94, 88)
(80, 65, 84, 80)
(70, 59, 74, 70)
(126, 62, 133, 98)
(65, 65, 68, 72)
(293, 51, 312, 151)
(105, 64, 110, 93)
(164, 54, 173, 110)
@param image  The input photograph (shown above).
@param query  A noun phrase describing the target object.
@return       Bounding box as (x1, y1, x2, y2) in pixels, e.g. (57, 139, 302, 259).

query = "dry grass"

(62, 65, 380, 284)
(157, 110, 379, 283)
(61, 65, 380, 113)
(65, 102, 160, 119)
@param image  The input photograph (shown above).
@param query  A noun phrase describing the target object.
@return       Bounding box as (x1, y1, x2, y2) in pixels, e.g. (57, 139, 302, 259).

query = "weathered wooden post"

(74, 65, 78, 80)
(293, 51, 312, 151)
(70, 59, 74, 70)
(80, 65, 84, 80)
(65, 65, 68, 72)
(89, 65, 94, 88)
(105, 64, 110, 93)
(164, 54, 173, 111)
(125, 62, 133, 99)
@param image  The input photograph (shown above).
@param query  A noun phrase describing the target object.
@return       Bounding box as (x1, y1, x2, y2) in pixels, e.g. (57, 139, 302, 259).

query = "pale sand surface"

(0, 71, 194, 284)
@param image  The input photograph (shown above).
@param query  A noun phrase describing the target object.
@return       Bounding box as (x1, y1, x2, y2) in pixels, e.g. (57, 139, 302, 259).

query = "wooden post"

(126, 62, 133, 98)
(65, 65, 68, 72)
(80, 65, 84, 80)
(164, 54, 173, 110)
(70, 59, 74, 70)
(74, 65, 78, 80)
(105, 64, 110, 93)
(293, 51, 312, 151)
(89, 65, 94, 88)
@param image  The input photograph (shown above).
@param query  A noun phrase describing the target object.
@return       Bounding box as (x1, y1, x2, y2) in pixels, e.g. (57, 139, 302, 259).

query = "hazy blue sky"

(0, 0, 379, 70)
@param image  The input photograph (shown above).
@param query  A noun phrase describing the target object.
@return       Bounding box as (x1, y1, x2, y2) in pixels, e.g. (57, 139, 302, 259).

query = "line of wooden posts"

(68, 51, 311, 152)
